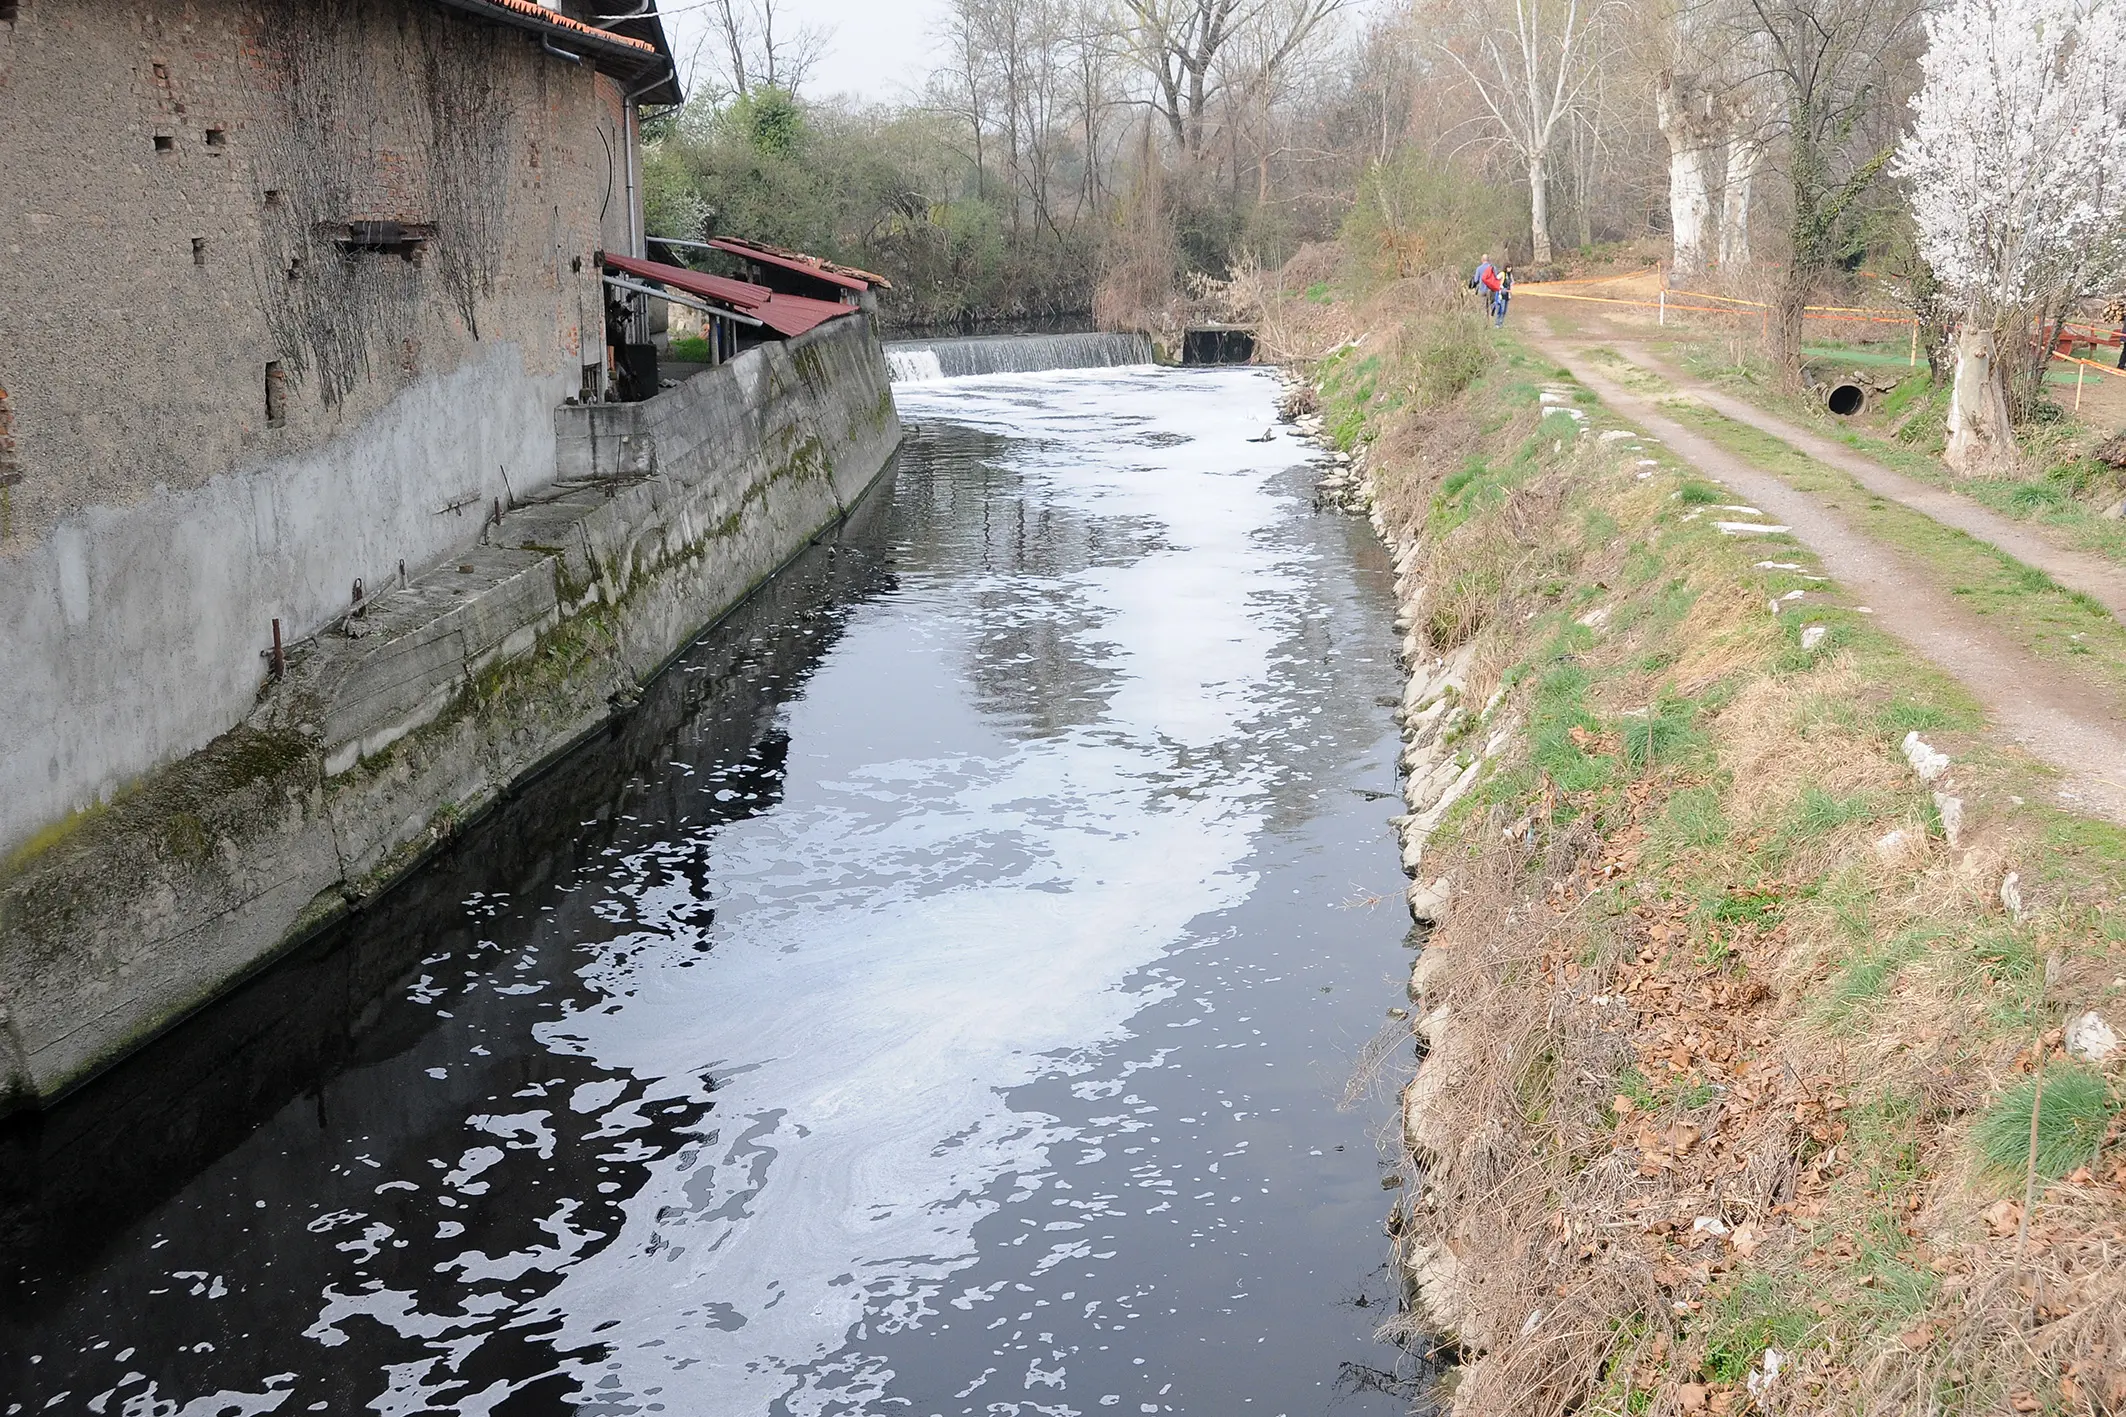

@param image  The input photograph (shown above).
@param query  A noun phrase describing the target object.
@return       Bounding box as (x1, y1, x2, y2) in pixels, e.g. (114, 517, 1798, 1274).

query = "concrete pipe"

(1825, 383, 1866, 416)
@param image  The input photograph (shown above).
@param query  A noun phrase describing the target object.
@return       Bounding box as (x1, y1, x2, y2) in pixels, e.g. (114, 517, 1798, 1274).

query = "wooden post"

(1658, 290, 1667, 326)
(2076, 360, 2087, 412)
(1909, 320, 1918, 367)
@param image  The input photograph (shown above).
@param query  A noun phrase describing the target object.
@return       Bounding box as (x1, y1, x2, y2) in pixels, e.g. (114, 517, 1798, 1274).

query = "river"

(1, 363, 1419, 1416)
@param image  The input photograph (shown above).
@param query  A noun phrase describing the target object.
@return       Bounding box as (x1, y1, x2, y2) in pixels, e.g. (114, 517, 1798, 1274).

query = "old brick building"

(0, 0, 679, 858)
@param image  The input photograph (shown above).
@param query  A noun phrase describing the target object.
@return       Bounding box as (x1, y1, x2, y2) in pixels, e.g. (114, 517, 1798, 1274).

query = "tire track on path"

(1604, 337, 2126, 621)
(1532, 332, 2126, 825)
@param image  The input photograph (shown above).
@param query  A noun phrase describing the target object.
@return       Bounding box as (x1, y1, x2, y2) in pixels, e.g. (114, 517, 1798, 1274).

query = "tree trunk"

(1946, 324, 2018, 476)
(1529, 150, 1553, 265)
(1771, 265, 1808, 388)
(1655, 72, 1719, 279)
(1718, 132, 1762, 268)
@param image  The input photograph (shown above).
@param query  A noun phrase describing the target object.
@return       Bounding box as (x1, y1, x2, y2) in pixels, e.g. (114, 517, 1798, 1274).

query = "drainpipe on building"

(622, 69, 669, 261)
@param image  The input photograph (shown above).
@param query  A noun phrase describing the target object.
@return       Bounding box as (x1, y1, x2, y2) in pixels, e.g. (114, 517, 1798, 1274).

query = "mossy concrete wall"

(0, 317, 900, 1112)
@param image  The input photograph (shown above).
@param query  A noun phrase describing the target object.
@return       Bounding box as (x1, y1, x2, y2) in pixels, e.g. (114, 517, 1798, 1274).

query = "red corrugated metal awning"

(707, 238, 876, 293)
(604, 253, 856, 338)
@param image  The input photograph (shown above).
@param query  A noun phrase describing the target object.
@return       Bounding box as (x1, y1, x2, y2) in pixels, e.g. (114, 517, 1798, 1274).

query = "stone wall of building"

(0, 0, 641, 857)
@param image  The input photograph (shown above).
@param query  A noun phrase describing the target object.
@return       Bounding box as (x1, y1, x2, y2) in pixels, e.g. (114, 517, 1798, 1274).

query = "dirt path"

(1603, 337, 2126, 621)
(1533, 331, 2126, 824)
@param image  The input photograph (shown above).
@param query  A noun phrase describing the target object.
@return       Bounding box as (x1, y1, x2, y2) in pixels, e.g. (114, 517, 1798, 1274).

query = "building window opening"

(337, 221, 429, 262)
(205, 127, 225, 148)
(154, 134, 175, 153)
(265, 362, 286, 428)
(191, 237, 206, 266)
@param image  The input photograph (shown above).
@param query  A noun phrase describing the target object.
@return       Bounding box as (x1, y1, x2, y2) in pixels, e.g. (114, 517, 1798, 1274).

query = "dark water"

(1, 367, 1419, 1417)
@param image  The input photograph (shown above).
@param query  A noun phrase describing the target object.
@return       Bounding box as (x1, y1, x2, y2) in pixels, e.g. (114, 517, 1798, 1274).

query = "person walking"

(1471, 254, 1497, 298)
(1493, 266, 1515, 327)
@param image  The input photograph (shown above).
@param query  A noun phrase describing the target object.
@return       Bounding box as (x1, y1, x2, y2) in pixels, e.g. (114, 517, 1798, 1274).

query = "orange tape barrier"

(2053, 349, 2126, 383)
(1514, 284, 1918, 325)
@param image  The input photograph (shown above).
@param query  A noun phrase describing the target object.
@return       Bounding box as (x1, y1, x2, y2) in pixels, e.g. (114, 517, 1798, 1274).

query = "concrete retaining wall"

(0, 317, 900, 1111)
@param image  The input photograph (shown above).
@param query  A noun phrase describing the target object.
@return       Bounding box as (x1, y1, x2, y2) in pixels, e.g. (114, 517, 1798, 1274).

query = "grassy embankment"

(1297, 283, 2126, 1417)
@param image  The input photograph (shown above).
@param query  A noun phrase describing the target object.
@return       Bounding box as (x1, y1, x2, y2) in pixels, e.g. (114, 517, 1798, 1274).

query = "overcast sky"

(663, 0, 953, 106)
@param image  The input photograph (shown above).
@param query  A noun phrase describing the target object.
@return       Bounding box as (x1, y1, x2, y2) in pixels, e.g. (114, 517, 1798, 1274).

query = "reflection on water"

(1, 367, 1419, 1416)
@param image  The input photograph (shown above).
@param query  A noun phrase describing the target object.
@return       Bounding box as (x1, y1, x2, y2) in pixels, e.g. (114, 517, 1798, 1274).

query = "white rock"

(1417, 1003, 1453, 1046)
(1934, 791, 1964, 848)
(1748, 1349, 1787, 1400)
(1691, 1215, 1730, 1237)
(1597, 429, 1635, 444)
(1800, 625, 1827, 650)
(1718, 504, 1764, 514)
(1403, 1239, 1472, 1342)
(1638, 459, 1659, 467)
(1782, 589, 1806, 601)
(1407, 876, 1452, 923)
(2067, 1009, 2119, 1063)
(1576, 606, 1610, 628)
(2001, 871, 2023, 922)
(1756, 561, 1804, 570)
(1715, 521, 1794, 536)
(1409, 947, 1453, 1003)
(1874, 827, 1916, 863)
(1902, 732, 1951, 783)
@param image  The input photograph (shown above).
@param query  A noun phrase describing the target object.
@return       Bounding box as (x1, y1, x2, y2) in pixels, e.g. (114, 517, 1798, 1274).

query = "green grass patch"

(1702, 1272, 1817, 1383)
(1621, 697, 1699, 773)
(1974, 1066, 2120, 1182)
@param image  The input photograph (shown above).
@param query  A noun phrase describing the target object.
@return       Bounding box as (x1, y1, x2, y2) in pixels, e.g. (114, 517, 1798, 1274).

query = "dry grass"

(1308, 309, 2126, 1415)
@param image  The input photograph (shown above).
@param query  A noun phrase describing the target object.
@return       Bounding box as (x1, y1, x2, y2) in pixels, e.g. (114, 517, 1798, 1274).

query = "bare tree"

(1438, 0, 1625, 265)
(1118, 0, 1348, 156)
(1734, 0, 1925, 382)
(700, 0, 831, 101)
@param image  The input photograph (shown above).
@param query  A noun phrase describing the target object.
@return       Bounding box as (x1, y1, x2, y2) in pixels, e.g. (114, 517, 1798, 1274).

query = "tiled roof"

(475, 0, 657, 53)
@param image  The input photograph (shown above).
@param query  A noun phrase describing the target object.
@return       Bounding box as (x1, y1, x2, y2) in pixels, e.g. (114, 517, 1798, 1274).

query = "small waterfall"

(883, 331, 1154, 381)
(886, 348, 946, 382)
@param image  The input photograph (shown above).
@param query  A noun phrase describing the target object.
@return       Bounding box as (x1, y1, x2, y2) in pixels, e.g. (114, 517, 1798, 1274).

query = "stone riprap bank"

(0, 318, 901, 1109)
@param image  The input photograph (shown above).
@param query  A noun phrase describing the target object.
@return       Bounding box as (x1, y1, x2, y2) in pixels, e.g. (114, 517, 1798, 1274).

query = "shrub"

(1974, 1066, 2119, 1181)
(1341, 150, 1523, 289)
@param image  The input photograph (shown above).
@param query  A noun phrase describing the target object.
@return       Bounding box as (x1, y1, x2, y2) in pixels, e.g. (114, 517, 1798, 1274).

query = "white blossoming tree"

(1893, 0, 2126, 474)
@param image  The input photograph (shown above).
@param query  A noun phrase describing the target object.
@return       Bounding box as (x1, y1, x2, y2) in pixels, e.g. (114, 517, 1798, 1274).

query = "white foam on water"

(338, 366, 1327, 1413)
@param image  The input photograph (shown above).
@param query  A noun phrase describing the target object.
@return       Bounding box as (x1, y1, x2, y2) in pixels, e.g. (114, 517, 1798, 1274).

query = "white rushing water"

(885, 347, 946, 382)
(884, 332, 1155, 380)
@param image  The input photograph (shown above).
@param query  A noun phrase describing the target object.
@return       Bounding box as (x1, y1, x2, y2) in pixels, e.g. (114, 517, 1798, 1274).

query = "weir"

(884, 330, 1154, 380)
